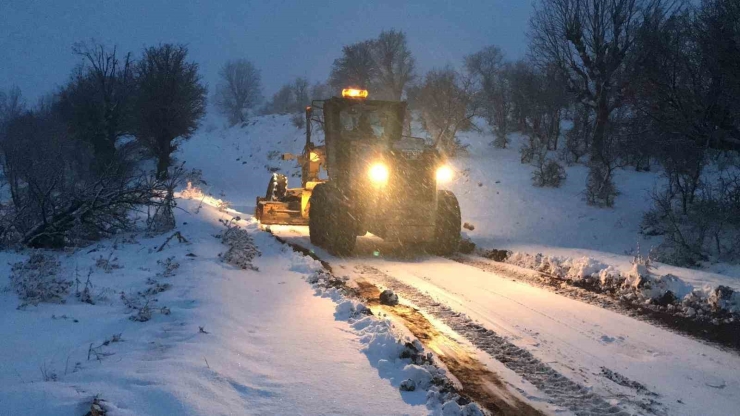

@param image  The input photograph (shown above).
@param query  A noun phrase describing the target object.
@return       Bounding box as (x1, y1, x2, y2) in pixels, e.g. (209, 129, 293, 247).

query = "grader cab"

(255, 88, 461, 255)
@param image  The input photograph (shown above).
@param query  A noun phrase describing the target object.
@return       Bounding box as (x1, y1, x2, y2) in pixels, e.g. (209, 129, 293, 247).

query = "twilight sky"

(0, 0, 533, 102)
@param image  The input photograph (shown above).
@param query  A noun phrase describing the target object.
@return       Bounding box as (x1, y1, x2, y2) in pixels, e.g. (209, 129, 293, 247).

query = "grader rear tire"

(432, 190, 461, 256)
(265, 173, 288, 201)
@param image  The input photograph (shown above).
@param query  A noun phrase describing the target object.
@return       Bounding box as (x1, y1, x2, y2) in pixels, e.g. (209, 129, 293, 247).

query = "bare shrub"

(40, 361, 58, 382)
(157, 257, 180, 277)
(520, 134, 547, 165)
(290, 112, 305, 129)
(129, 302, 153, 322)
(519, 141, 537, 164)
(75, 268, 95, 305)
(148, 164, 190, 233)
(629, 242, 655, 270)
(560, 106, 592, 165)
(492, 133, 509, 149)
(219, 217, 260, 271)
(95, 253, 122, 273)
(533, 159, 567, 187)
(644, 172, 740, 266)
(87, 335, 121, 362)
(586, 161, 619, 207)
(9, 252, 70, 306)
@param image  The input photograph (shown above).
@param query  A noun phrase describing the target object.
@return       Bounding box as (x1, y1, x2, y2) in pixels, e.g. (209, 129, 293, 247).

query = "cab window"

(339, 106, 386, 139)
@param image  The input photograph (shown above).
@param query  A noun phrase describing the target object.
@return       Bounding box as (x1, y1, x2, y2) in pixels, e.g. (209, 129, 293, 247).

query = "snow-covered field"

(0, 199, 441, 415)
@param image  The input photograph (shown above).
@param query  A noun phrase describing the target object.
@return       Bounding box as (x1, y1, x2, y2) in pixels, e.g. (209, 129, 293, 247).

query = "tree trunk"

(592, 95, 610, 165)
(156, 140, 172, 180)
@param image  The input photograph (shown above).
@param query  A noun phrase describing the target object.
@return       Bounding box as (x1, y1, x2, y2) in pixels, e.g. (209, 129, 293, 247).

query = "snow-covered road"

(270, 226, 740, 416)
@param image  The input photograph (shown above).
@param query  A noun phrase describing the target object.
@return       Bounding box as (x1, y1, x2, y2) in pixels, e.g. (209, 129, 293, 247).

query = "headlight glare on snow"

(436, 165, 454, 183)
(368, 163, 389, 185)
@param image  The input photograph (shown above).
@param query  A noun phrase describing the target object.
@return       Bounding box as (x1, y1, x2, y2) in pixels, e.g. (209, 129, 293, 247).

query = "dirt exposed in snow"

(272, 230, 542, 415)
(270, 232, 497, 415)
(355, 280, 543, 416)
(454, 254, 740, 352)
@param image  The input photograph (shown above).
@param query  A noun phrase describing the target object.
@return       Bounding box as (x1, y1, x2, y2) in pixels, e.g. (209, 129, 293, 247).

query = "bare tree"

(0, 86, 25, 125)
(0, 102, 162, 248)
(465, 46, 507, 144)
(214, 59, 262, 126)
(310, 82, 330, 101)
(530, 0, 662, 205)
(329, 40, 377, 94)
(632, 0, 740, 264)
(263, 77, 315, 115)
(372, 30, 416, 100)
(55, 42, 136, 169)
(293, 77, 310, 109)
(134, 44, 207, 179)
(414, 67, 479, 156)
(264, 85, 293, 115)
(632, 5, 713, 212)
(507, 60, 537, 132)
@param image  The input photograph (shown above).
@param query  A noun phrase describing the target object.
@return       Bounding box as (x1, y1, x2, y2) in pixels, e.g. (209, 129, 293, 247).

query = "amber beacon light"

(342, 88, 369, 99)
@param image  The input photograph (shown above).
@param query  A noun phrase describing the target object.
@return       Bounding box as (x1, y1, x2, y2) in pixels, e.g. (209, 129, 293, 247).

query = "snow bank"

(500, 250, 740, 320)
(304, 267, 484, 416)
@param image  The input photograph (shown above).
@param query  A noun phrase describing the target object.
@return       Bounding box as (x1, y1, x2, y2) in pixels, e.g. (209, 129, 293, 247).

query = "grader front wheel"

(308, 184, 356, 256)
(431, 190, 462, 256)
(309, 184, 328, 246)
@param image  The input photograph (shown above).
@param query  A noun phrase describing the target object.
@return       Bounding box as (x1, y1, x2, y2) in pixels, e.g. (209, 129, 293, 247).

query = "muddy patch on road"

(356, 280, 543, 416)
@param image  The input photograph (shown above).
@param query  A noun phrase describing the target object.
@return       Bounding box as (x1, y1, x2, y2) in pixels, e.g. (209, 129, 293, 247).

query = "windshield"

(339, 105, 388, 140)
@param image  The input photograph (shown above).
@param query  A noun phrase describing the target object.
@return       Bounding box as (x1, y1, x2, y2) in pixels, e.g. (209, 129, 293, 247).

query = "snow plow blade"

(255, 198, 309, 226)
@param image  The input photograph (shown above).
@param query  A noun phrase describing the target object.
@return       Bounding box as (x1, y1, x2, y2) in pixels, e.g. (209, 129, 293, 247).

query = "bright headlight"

(436, 165, 454, 183)
(368, 163, 389, 184)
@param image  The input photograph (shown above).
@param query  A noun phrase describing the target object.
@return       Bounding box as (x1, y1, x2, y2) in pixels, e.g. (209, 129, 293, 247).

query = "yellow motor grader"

(255, 88, 460, 255)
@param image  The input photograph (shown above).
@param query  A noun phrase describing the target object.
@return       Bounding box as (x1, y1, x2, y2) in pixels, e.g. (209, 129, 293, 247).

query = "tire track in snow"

(354, 264, 664, 416)
(270, 231, 543, 415)
(355, 280, 544, 416)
